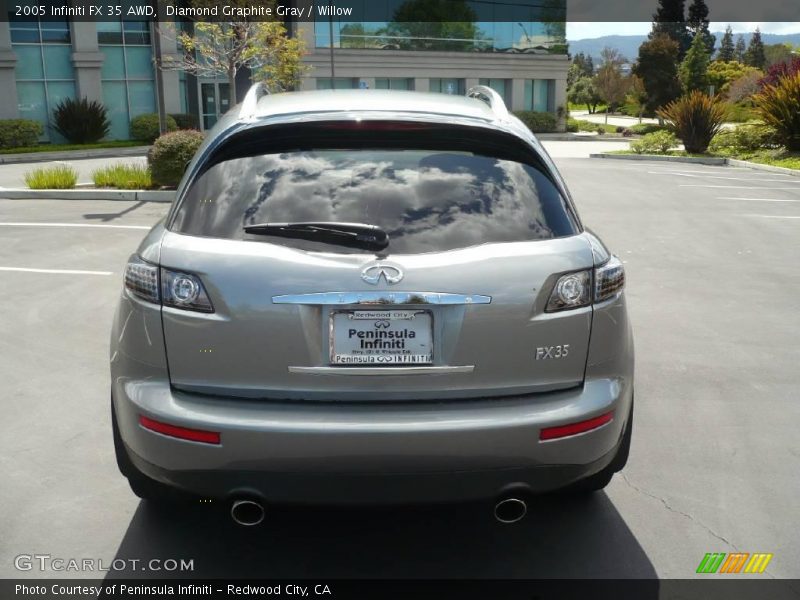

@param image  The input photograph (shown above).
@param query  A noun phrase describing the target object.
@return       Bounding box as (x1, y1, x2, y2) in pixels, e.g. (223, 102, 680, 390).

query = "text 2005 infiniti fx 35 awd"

(110, 85, 633, 525)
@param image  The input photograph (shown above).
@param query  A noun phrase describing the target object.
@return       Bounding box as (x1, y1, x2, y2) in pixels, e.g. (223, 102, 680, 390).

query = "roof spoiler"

(240, 82, 270, 119)
(466, 85, 509, 120)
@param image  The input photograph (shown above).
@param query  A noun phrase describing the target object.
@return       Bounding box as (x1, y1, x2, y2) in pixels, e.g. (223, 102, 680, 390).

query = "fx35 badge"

(536, 345, 570, 360)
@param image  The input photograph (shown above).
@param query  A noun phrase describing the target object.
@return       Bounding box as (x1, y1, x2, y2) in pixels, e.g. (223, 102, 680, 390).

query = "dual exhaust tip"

(229, 496, 527, 526)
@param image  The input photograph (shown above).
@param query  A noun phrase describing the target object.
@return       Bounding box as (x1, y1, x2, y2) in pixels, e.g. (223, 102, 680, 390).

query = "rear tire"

(111, 394, 180, 504)
(563, 393, 634, 494)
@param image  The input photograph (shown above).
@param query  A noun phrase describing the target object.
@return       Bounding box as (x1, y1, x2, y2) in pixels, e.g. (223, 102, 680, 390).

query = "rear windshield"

(172, 148, 579, 255)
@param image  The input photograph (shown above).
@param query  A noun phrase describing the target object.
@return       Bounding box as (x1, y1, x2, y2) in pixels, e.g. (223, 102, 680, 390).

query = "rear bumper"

(113, 375, 633, 504)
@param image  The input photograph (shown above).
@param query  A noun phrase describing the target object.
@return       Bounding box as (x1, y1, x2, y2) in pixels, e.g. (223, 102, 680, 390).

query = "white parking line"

(739, 215, 800, 219)
(649, 171, 800, 183)
(0, 222, 150, 230)
(717, 197, 800, 203)
(0, 267, 113, 275)
(679, 185, 800, 190)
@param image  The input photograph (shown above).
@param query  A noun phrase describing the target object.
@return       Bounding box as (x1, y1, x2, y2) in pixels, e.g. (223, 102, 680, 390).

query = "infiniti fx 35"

(111, 85, 634, 522)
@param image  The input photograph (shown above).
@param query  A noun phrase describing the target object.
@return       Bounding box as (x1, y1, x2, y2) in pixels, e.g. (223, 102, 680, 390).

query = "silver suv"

(111, 86, 634, 525)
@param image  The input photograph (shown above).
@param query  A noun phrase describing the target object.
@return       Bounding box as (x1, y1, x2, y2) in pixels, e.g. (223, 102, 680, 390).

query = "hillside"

(568, 32, 800, 62)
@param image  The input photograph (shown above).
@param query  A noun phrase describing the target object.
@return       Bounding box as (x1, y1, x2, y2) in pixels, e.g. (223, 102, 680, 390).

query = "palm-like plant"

(51, 97, 110, 144)
(657, 91, 728, 154)
(754, 71, 800, 151)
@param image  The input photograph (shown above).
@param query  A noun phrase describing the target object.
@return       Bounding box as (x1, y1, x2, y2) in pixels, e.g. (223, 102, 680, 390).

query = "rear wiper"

(243, 221, 389, 251)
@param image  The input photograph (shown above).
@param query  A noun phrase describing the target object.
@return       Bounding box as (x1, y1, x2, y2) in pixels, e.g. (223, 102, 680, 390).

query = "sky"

(567, 22, 800, 40)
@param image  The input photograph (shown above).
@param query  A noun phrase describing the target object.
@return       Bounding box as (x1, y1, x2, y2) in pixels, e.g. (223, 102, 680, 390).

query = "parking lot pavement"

(0, 155, 798, 582)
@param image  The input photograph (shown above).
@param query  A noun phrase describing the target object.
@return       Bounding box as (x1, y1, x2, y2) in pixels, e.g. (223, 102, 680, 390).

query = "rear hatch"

(160, 121, 593, 401)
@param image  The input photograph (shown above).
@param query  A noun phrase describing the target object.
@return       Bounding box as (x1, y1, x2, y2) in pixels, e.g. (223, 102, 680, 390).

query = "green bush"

(754, 71, 800, 151)
(52, 97, 110, 144)
(0, 119, 43, 149)
(566, 118, 579, 132)
(92, 163, 153, 189)
(709, 124, 781, 153)
(147, 130, 204, 188)
(130, 113, 178, 143)
(24, 165, 78, 189)
(658, 91, 728, 154)
(514, 111, 558, 133)
(630, 123, 665, 135)
(724, 101, 758, 123)
(170, 113, 199, 130)
(630, 131, 679, 154)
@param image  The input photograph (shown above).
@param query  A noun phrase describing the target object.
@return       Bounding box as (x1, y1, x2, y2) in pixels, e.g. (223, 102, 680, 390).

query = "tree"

(627, 75, 649, 122)
(572, 52, 594, 77)
(759, 56, 800, 88)
(599, 46, 626, 68)
(567, 63, 583, 90)
(594, 57, 631, 122)
(744, 28, 766, 69)
(634, 34, 683, 114)
(764, 43, 794, 68)
(707, 61, 761, 95)
(687, 0, 715, 55)
(568, 76, 602, 113)
(735, 36, 746, 62)
(680, 31, 711, 92)
(717, 25, 735, 62)
(727, 71, 764, 103)
(162, 2, 306, 105)
(650, 0, 691, 59)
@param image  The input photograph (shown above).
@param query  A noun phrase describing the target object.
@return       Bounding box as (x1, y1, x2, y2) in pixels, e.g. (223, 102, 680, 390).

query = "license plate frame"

(329, 309, 434, 366)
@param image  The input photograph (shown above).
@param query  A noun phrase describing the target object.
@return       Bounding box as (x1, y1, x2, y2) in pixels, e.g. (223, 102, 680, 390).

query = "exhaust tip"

(231, 499, 265, 526)
(494, 497, 527, 524)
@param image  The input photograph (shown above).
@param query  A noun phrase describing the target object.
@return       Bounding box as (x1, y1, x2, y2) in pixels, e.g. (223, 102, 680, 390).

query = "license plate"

(330, 310, 433, 365)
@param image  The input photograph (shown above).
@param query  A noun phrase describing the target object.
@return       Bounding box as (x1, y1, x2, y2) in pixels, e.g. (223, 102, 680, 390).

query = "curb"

(589, 153, 800, 176)
(589, 153, 727, 165)
(727, 158, 800, 178)
(0, 146, 149, 165)
(538, 134, 632, 143)
(0, 189, 175, 202)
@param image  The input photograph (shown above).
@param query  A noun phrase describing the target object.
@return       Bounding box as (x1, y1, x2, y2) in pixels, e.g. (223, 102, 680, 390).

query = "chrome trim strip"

(272, 292, 491, 305)
(288, 366, 474, 376)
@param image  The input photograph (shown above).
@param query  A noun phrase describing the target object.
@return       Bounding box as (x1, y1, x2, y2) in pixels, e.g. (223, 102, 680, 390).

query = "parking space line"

(717, 197, 800, 202)
(649, 171, 800, 183)
(0, 266, 113, 275)
(738, 215, 800, 219)
(679, 185, 800, 190)
(0, 222, 150, 230)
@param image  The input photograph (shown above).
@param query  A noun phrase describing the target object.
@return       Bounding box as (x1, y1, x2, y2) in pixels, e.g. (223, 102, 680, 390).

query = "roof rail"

(466, 85, 509, 120)
(240, 82, 270, 119)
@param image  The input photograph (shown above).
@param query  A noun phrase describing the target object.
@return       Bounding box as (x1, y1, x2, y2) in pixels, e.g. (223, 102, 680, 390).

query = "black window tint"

(173, 149, 578, 254)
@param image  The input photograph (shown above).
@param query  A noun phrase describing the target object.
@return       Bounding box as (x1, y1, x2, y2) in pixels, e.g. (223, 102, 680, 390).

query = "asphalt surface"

(0, 146, 798, 584)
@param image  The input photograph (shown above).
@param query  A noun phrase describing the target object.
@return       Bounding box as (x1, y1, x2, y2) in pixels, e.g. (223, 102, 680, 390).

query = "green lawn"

(606, 148, 800, 170)
(0, 140, 145, 155)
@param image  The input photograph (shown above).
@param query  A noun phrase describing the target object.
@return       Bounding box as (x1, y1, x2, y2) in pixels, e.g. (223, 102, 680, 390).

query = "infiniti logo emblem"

(361, 263, 404, 285)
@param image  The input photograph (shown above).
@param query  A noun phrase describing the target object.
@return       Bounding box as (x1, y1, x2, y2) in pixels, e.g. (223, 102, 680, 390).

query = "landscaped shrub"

(566, 118, 579, 133)
(513, 111, 558, 133)
(170, 113, 199, 130)
(147, 130, 204, 187)
(51, 97, 110, 144)
(758, 56, 800, 89)
(629, 123, 665, 135)
(0, 119, 43, 149)
(658, 91, 728, 154)
(24, 165, 78, 189)
(629, 131, 679, 154)
(724, 101, 758, 123)
(92, 164, 153, 189)
(621, 128, 634, 137)
(754, 71, 800, 151)
(709, 124, 780, 153)
(130, 113, 178, 143)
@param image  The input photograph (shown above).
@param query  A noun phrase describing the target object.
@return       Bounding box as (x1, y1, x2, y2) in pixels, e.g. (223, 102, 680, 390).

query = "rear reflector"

(539, 411, 614, 441)
(139, 415, 220, 445)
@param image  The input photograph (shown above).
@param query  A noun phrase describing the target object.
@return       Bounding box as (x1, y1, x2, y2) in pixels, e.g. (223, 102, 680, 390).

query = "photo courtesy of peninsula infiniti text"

(110, 84, 634, 526)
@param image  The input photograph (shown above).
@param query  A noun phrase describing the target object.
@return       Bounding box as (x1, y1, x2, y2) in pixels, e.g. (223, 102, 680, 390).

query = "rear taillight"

(545, 256, 625, 312)
(539, 411, 614, 441)
(123, 255, 214, 313)
(594, 256, 625, 302)
(139, 415, 220, 445)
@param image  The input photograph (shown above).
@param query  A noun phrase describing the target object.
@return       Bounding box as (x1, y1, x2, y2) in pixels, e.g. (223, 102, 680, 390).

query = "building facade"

(0, 6, 568, 142)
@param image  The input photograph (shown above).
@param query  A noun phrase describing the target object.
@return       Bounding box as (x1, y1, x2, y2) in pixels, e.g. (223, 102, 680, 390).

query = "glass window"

(376, 78, 414, 90)
(524, 79, 554, 112)
(429, 79, 465, 95)
(102, 81, 129, 140)
(14, 46, 45, 80)
(100, 46, 125, 79)
(175, 148, 577, 253)
(125, 46, 154, 79)
(16, 82, 48, 124)
(316, 78, 358, 90)
(42, 46, 73, 79)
